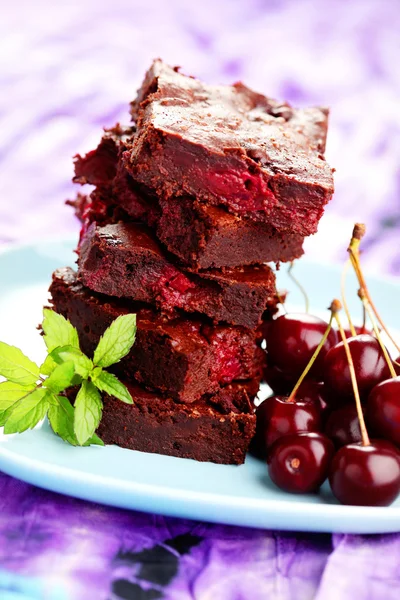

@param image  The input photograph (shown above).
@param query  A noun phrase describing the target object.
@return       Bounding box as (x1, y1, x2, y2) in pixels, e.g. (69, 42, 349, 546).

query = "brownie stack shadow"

(50, 60, 333, 464)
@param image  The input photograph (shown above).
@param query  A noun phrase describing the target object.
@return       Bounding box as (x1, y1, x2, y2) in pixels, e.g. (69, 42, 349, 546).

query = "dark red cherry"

(265, 313, 338, 379)
(296, 380, 330, 423)
(325, 405, 362, 448)
(393, 358, 400, 376)
(343, 325, 370, 338)
(252, 395, 321, 458)
(323, 335, 391, 402)
(263, 353, 296, 395)
(367, 377, 400, 446)
(267, 432, 334, 493)
(329, 441, 400, 506)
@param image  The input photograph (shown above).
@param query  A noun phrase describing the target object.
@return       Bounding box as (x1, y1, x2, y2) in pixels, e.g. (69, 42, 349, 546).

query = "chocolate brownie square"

(77, 222, 277, 328)
(124, 60, 334, 236)
(49, 267, 264, 402)
(72, 127, 305, 269)
(66, 381, 256, 464)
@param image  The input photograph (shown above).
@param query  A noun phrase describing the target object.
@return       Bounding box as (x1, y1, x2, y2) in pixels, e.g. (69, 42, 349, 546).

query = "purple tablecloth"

(1, 1, 400, 598)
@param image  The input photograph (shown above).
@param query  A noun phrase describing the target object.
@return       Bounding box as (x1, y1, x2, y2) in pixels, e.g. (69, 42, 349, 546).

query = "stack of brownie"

(49, 61, 334, 464)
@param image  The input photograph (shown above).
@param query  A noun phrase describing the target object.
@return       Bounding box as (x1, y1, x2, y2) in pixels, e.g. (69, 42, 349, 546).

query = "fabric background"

(0, 0, 400, 598)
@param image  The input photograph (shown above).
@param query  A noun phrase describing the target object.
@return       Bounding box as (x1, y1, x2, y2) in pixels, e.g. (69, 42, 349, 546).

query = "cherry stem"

(341, 258, 357, 337)
(334, 308, 370, 447)
(288, 262, 309, 314)
(287, 310, 334, 403)
(348, 224, 400, 354)
(358, 290, 397, 379)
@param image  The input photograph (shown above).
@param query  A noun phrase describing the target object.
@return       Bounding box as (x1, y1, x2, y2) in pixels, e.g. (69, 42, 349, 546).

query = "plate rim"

(1, 437, 400, 534)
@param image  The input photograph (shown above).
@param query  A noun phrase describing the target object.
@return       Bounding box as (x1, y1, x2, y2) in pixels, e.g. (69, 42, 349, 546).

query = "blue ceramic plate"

(0, 238, 400, 534)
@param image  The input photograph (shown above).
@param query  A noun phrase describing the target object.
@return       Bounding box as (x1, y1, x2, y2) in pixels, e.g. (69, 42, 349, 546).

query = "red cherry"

(329, 441, 400, 506)
(296, 380, 330, 423)
(343, 325, 370, 338)
(267, 432, 334, 493)
(263, 353, 296, 395)
(252, 395, 321, 458)
(367, 377, 400, 446)
(393, 358, 400, 376)
(323, 335, 391, 402)
(265, 313, 338, 379)
(325, 405, 362, 448)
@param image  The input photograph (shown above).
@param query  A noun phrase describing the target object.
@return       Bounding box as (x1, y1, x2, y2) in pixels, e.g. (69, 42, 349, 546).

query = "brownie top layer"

(130, 60, 332, 184)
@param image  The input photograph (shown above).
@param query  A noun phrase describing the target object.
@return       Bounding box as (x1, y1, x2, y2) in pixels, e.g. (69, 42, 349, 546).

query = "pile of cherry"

(253, 224, 400, 506)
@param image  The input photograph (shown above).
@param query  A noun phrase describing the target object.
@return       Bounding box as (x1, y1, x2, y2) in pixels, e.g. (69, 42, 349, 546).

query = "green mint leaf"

(93, 314, 136, 368)
(92, 369, 133, 404)
(0, 381, 36, 411)
(42, 308, 80, 353)
(40, 354, 58, 376)
(4, 388, 50, 434)
(70, 374, 84, 386)
(74, 380, 102, 445)
(91, 366, 102, 379)
(0, 341, 40, 386)
(50, 346, 93, 379)
(0, 381, 36, 426)
(48, 394, 77, 445)
(43, 361, 75, 394)
(0, 412, 8, 427)
(86, 432, 104, 446)
(42, 356, 83, 383)
(48, 394, 104, 447)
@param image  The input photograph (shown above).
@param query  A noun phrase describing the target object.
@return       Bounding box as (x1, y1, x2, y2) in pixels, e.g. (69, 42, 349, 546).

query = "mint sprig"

(0, 309, 137, 446)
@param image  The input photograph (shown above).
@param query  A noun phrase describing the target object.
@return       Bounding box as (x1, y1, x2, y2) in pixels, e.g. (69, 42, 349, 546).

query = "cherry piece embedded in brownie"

(49, 267, 264, 402)
(72, 128, 305, 269)
(201, 324, 262, 384)
(77, 222, 276, 328)
(66, 380, 256, 464)
(125, 60, 334, 236)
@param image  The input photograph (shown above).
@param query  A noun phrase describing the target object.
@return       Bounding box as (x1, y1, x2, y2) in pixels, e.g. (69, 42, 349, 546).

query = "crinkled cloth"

(0, 0, 400, 598)
(1, 472, 400, 600)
